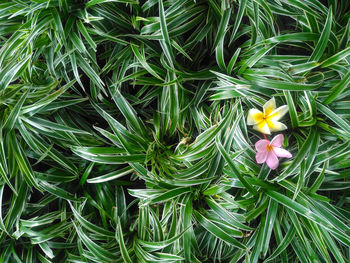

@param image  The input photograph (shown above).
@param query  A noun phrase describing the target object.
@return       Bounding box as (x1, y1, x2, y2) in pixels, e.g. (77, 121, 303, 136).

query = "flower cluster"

(247, 98, 292, 170)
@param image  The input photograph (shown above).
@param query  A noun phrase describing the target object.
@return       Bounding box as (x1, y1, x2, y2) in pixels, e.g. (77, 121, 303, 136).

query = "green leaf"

(3, 90, 29, 130)
(309, 8, 332, 62)
(262, 199, 278, 256)
(317, 102, 350, 135)
(308, 161, 326, 193)
(245, 75, 320, 91)
(76, 20, 97, 51)
(39, 181, 80, 201)
(86, 0, 138, 8)
(263, 225, 296, 263)
(230, 0, 248, 44)
(158, 0, 174, 68)
(87, 166, 133, 183)
(227, 48, 241, 75)
(0, 57, 30, 92)
(323, 71, 350, 105)
(205, 197, 253, 231)
(266, 190, 350, 246)
(131, 44, 164, 80)
(21, 80, 75, 114)
(274, 127, 316, 181)
(71, 146, 146, 164)
(73, 222, 117, 262)
(216, 138, 258, 196)
(9, 132, 39, 189)
(193, 210, 246, 250)
(0, 185, 8, 234)
(284, 91, 298, 128)
(112, 90, 149, 138)
(148, 187, 191, 204)
(136, 225, 191, 250)
(321, 46, 350, 68)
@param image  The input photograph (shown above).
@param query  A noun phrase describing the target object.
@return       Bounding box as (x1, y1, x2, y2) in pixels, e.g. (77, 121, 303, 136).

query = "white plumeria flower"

(247, 98, 289, 134)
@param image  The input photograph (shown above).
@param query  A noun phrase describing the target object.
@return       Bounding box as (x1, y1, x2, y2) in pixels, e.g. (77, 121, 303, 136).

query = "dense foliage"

(1, 0, 350, 262)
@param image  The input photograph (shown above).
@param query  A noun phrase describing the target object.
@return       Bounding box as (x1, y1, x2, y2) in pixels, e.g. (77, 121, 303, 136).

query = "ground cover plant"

(0, 0, 350, 262)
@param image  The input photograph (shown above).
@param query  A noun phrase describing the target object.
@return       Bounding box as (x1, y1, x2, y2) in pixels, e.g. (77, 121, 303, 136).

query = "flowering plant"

(247, 98, 288, 134)
(255, 134, 292, 170)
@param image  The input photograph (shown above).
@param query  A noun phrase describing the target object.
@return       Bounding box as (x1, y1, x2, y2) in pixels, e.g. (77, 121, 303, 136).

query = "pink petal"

(273, 147, 292, 158)
(266, 151, 279, 170)
(255, 139, 270, 152)
(256, 151, 268, 164)
(270, 134, 284, 147)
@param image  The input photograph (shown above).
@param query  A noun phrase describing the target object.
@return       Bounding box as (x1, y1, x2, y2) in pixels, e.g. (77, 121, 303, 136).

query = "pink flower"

(255, 134, 292, 170)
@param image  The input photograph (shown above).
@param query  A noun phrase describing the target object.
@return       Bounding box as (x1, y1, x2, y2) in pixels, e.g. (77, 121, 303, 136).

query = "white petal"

(253, 121, 271, 134)
(267, 120, 287, 132)
(269, 105, 289, 121)
(263, 98, 276, 116)
(247, 109, 264, 125)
